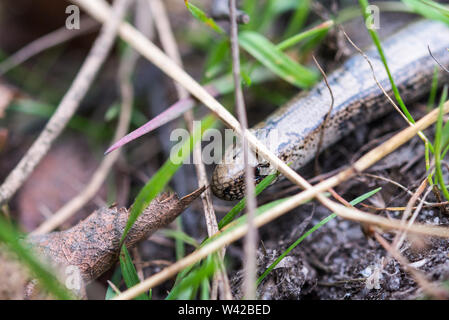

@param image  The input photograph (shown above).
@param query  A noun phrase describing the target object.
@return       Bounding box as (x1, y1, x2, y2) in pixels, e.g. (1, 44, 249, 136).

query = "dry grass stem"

(148, 0, 231, 299)
(0, 18, 99, 76)
(362, 173, 434, 205)
(392, 178, 428, 250)
(229, 0, 257, 300)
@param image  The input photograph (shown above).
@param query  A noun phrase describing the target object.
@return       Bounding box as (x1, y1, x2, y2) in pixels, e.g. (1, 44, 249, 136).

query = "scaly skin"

(212, 19, 449, 200)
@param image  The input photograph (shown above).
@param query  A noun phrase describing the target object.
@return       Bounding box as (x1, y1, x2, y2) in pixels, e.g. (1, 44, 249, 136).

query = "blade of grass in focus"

(359, 0, 413, 122)
(433, 85, 449, 201)
(119, 246, 149, 300)
(161, 229, 200, 249)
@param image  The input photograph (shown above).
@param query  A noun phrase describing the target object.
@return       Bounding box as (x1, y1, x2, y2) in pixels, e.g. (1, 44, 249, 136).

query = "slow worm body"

(212, 19, 449, 200)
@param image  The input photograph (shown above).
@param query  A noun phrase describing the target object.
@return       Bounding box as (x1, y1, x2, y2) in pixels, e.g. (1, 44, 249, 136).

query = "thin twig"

(339, 26, 413, 127)
(148, 0, 232, 300)
(312, 55, 334, 175)
(0, 18, 99, 76)
(0, 0, 131, 206)
(229, 0, 257, 300)
(107, 280, 122, 295)
(132, 247, 145, 281)
(362, 173, 434, 205)
(428, 45, 449, 74)
(211, 0, 250, 24)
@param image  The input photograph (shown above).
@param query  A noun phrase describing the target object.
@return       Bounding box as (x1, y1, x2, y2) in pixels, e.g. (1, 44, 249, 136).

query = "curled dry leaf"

(0, 187, 204, 299)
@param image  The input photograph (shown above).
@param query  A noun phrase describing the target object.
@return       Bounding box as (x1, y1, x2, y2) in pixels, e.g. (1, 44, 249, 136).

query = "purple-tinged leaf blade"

(105, 98, 194, 154)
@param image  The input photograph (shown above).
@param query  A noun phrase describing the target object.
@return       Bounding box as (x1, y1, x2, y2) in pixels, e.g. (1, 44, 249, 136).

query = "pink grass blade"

(105, 85, 218, 155)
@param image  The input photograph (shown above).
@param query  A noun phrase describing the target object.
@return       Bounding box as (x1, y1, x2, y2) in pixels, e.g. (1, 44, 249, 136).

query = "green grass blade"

(401, 0, 449, 25)
(434, 85, 449, 200)
(284, 0, 311, 38)
(166, 255, 217, 300)
(0, 216, 74, 300)
(427, 66, 440, 111)
(204, 38, 230, 80)
(255, 0, 276, 33)
(119, 246, 149, 300)
(277, 20, 334, 51)
(359, 0, 414, 124)
(161, 229, 200, 249)
(184, 1, 225, 35)
(256, 187, 382, 286)
(200, 277, 210, 300)
(239, 31, 319, 88)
